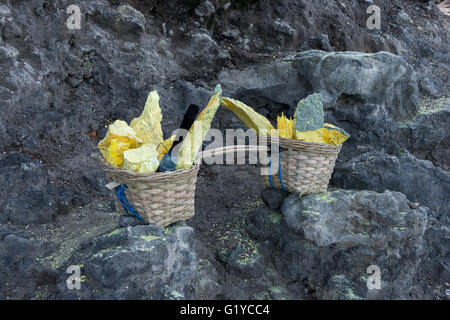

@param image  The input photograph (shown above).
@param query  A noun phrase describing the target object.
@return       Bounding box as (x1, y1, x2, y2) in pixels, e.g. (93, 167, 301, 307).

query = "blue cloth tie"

(269, 147, 286, 191)
(114, 185, 145, 221)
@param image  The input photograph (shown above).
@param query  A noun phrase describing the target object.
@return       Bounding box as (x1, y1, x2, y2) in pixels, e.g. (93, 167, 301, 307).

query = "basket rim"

(100, 158, 200, 181)
(261, 136, 342, 153)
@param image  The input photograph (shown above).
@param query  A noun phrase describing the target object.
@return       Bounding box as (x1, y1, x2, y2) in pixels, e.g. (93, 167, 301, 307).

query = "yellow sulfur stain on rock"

(98, 120, 143, 168)
(221, 97, 276, 135)
(177, 85, 222, 170)
(130, 90, 164, 145)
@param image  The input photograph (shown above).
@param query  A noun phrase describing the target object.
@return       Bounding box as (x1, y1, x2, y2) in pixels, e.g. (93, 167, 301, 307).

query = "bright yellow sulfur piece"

(221, 97, 276, 135)
(98, 120, 143, 168)
(322, 123, 350, 146)
(295, 127, 324, 144)
(176, 85, 222, 170)
(123, 144, 160, 173)
(277, 113, 294, 139)
(157, 135, 176, 161)
(130, 91, 164, 145)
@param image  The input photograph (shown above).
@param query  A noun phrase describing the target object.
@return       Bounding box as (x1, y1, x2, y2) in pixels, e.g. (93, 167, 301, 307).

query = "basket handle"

(198, 145, 268, 160)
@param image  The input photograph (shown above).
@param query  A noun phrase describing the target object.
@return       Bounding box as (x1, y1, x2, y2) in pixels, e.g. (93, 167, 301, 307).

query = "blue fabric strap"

(114, 185, 145, 221)
(269, 154, 274, 188)
(269, 147, 286, 191)
(278, 147, 286, 191)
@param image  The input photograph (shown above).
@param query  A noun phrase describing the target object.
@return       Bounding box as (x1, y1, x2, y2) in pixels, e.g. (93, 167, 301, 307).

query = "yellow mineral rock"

(130, 90, 164, 145)
(277, 113, 294, 139)
(176, 85, 222, 170)
(123, 144, 160, 174)
(98, 120, 143, 167)
(322, 123, 350, 146)
(221, 97, 276, 135)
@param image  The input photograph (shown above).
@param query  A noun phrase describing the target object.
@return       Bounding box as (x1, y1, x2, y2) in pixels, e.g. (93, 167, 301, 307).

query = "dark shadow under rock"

(260, 187, 289, 210)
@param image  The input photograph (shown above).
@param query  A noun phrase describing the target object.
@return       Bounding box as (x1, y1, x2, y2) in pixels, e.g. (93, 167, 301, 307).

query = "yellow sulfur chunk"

(221, 97, 276, 135)
(322, 123, 350, 146)
(130, 91, 164, 145)
(98, 120, 143, 167)
(295, 127, 324, 144)
(123, 144, 160, 173)
(277, 113, 294, 139)
(176, 85, 222, 170)
(104, 138, 135, 168)
(157, 135, 176, 161)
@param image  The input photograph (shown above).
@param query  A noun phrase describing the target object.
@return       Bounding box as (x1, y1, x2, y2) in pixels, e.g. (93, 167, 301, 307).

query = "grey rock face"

(57, 224, 198, 299)
(267, 189, 429, 299)
(394, 99, 450, 171)
(0, 121, 9, 147)
(94, 5, 146, 37)
(0, 0, 447, 301)
(292, 51, 419, 121)
(195, 1, 215, 17)
(282, 190, 427, 247)
(0, 5, 11, 17)
(332, 151, 450, 216)
(0, 224, 53, 298)
(323, 274, 364, 300)
(419, 78, 440, 97)
(186, 258, 222, 299)
(396, 10, 410, 24)
(218, 50, 421, 130)
(328, 95, 450, 171)
(302, 34, 334, 52)
(413, 218, 450, 299)
(0, 152, 83, 224)
(274, 20, 295, 36)
(174, 30, 230, 72)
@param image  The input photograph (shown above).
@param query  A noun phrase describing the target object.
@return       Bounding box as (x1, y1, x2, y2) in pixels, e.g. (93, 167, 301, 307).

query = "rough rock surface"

(0, 224, 53, 299)
(0, 0, 448, 300)
(247, 189, 434, 299)
(332, 151, 450, 217)
(57, 224, 198, 299)
(292, 50, 419, 121)
(394, 98, 450, 171)
(0, 152, 82, 224)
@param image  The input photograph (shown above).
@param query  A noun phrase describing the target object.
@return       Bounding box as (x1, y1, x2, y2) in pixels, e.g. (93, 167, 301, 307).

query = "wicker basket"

(260, 136, 342, 195)
(101, 160, 200, 227)
(101, 145, 267, 227)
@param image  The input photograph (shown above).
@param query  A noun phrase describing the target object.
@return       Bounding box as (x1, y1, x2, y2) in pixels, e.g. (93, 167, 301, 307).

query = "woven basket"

(260, 136, 342, 195)
(101, 145, 267, 227)
(101, 160, 200, 227)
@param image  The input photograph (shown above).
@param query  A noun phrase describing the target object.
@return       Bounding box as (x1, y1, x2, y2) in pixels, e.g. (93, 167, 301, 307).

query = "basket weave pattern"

(101, 160, 200, 227)
(260, 137, 341, 195)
